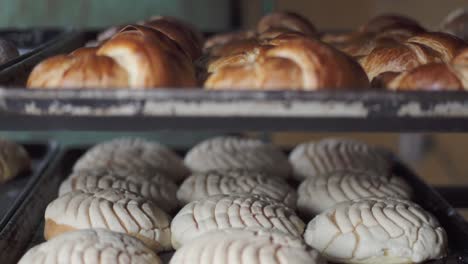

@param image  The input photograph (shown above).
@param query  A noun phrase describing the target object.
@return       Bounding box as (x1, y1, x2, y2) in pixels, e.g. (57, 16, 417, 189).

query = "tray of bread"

(0, 12, 468, 131)
(6, 136, 467, 264)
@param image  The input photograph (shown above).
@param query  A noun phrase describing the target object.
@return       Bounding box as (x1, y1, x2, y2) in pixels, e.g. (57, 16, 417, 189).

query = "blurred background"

(1, 0, 467, 192)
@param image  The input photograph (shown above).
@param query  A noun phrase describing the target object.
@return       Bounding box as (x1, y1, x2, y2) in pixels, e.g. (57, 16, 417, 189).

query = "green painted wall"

(0, 0, 231, 30)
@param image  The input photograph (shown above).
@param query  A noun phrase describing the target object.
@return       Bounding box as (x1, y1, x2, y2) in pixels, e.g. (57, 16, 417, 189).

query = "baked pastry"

(360, 32, 466, 81)
(205, 35, 370, 90)
(359, 14, 425, 34)
(59, 168, 179, 213)
(18, 229, 161, 264)
(322, 14, 425, 58)
(289, 138, 392, 181)
(184, 137, 291, 179)
(27, 25, 197, 88)
(177, 170, 297, 208)
(387, 47, 468, 90)
(170, 194, 305, 249)
(257, 11, 317, 38)
(203, 30, 257, 57)
(297, 170, 412, 217)
(304, 197, 447, 263)
(0, 139, 31, 183)
(0, 38, 19, 64)
(142, 16, 203, 61)
(44, 188, 172, 252)
(440, 8, 468, 41)
(170, 229, 325, 264)
(73, 138, 189, 183)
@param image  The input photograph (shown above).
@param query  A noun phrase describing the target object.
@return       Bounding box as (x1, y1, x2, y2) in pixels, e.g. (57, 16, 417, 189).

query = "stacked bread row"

(26, 10, 468, 91)
(18, 136, 447, 264)
(323, 14, 468, 90)
(27, 17, 202, 88)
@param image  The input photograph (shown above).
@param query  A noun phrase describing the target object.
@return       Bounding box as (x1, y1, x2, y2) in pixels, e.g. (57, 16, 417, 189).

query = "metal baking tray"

(2, 89, 468, 132)
(0, 141, 59, 264)
(5, 145, 467, 264)
(0, 30, 466, 132)
(0, 29, 89, 86)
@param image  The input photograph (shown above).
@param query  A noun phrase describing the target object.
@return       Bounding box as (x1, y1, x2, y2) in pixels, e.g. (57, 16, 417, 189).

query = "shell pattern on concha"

(170, 228, 326, 264)
(171, 194, 305, 249)
(0, 138, 31, 183)
(177, 170, 297, 208)
(73, 138, 189, 182)
(59, 168, 179, 213)
(184, 137, 292, 179)
(297, 170, 412, 217)
(44, 188, 172, 252)
(18, 229, 162, 264)
(289, 138, 393, 181)
(304, 197, 447, 264)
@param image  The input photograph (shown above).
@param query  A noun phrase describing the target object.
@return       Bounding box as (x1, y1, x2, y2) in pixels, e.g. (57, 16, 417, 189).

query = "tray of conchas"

(2, 11, 468, 127)
(5, 136, 467, 264)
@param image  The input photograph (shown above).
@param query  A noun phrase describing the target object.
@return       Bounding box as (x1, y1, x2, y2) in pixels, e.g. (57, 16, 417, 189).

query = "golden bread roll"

(27, 25, 197, 88)
(359, 14, 425, 34)
(205, 35, 370, 90)
(18, 229, 161, 264)
(257, 11, 317, 37)
(204, 30, 256, 53)
(0, 139, 31, 183)
(360, 32, 467, 81)
(142, 16, 203, 60)
(44, 188, 172, 252)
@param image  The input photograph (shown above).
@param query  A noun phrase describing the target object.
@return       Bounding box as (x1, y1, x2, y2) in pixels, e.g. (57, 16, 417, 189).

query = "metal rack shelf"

(1, 89, 468, 131)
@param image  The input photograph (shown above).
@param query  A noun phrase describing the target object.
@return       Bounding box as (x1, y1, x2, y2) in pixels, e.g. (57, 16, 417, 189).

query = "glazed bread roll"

(170, 194, 305, 249)
(203, 30, 257, 57)
(142, 16, 203, 61)
(323, 14, 425, 58)
(184, 136, 291, 179)
(304, 197, 447, 264)
(360, 32, 466, 81)
(387, 47, 468, 90)
(73, 138, 189, 183)
(0, 38, 19, 64)
(44, 188, 172, 252)
(170, 229, 326, 264)
(257, 11, 317, 37)
(0, 139, 31, 183)
(27, 25, 197, 88)
(359, 14, 425, 34)
(289, 138, 392, 181)
(297, 170, 412, 217)
(59, 168, 179, 213)
(177, 170, 297, 208)
(18, 229, 161, 264)
(205, 35, 370, 90)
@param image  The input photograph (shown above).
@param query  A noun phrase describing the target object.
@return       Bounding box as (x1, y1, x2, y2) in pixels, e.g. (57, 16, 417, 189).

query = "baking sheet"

(9, 146, 468, 264)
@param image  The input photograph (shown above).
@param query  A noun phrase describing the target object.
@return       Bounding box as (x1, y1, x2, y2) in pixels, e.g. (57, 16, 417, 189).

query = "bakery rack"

(0, 5, 468, 263)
